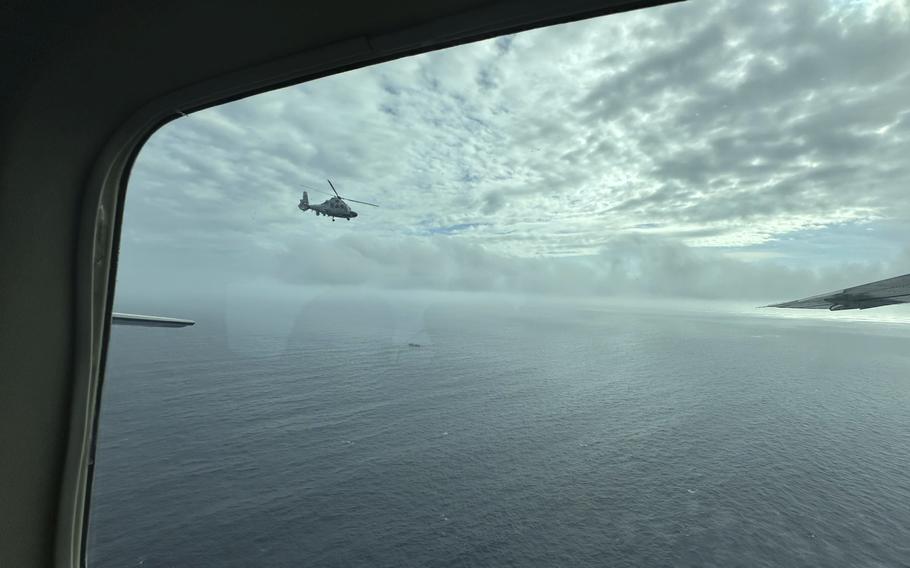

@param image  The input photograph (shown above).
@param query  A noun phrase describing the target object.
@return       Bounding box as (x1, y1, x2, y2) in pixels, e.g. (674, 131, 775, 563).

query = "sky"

(116, 0, 910, 307)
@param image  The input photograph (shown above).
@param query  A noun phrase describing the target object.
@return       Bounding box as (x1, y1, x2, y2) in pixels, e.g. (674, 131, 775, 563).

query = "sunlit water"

(89, 293, 910, 567)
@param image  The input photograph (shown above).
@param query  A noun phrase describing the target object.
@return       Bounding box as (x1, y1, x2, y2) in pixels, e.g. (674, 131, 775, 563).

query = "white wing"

(766, 273, 910, 311)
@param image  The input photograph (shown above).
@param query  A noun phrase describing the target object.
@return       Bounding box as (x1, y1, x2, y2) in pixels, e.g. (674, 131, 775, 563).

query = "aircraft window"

(90, 1, 910, 567)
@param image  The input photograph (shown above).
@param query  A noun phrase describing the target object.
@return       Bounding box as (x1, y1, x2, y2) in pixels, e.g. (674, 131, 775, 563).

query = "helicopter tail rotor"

(298, 191, 309, 211)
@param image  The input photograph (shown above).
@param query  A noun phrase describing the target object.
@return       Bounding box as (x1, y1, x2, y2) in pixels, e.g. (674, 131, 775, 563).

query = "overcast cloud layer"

(118, 0, 910, 305)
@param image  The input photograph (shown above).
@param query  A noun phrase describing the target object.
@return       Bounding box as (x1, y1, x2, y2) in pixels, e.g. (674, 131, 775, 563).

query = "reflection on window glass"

(90, 1, 910, 566)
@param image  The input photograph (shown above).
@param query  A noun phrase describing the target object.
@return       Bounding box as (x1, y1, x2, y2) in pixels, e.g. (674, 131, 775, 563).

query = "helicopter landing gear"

(332, 217, 335, 222)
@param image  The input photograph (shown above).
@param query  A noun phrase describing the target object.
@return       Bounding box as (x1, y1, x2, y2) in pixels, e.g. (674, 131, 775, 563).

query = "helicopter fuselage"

(299, 194, 358, 220)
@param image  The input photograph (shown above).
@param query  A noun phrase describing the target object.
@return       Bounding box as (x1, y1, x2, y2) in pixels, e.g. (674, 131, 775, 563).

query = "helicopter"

(298, 179, 378, 221)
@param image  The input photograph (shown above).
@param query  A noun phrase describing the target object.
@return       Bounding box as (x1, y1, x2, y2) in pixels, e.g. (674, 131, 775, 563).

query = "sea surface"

(88, 293, 910, 567)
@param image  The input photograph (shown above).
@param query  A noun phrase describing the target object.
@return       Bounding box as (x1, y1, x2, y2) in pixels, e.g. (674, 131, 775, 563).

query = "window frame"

(53, 2, 678, 565)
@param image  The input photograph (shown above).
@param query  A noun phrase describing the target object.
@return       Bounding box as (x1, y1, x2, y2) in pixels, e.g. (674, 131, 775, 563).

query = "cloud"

(262, 232, 909, 302)
(119, 0, 910, 304)
(426, 223, 484, 235)
(481, 192, 505, 214)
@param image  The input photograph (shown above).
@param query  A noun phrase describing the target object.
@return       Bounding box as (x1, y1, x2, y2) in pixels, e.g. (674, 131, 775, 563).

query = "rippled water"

(89, 294, 910, 567)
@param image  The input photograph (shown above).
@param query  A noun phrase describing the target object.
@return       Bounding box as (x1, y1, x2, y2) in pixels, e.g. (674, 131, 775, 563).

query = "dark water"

(89, 294, 910, 567)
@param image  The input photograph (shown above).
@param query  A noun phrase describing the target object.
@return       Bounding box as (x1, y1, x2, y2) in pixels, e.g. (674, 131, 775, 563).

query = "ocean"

(88, 292, 910, 567)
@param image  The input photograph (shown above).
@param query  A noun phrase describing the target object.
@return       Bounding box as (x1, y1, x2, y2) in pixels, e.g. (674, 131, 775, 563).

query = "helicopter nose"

(350, 211, 358, 218)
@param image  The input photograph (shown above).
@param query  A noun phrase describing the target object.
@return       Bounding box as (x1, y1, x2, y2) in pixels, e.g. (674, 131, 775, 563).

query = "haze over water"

(89, 294, 910, 567)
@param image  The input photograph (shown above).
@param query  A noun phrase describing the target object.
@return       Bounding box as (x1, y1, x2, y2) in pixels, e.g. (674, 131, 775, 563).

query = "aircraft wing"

(766, 273, 910, 311)
(112, 312, 195, 327)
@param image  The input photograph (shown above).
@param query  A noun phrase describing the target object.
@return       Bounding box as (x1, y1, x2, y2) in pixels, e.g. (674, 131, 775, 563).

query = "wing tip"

(112, 312, 196, 328)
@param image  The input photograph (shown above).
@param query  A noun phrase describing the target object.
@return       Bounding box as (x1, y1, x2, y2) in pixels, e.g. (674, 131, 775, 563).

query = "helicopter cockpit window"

(90, 1, 910, 567)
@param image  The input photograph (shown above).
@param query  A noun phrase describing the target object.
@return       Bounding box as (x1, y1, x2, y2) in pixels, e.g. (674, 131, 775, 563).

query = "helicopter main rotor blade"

(340, 197, 379, 207)
(327, 179, 340, 197)
(301, 182, 329, 193)
(307, 187, 336, 197)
